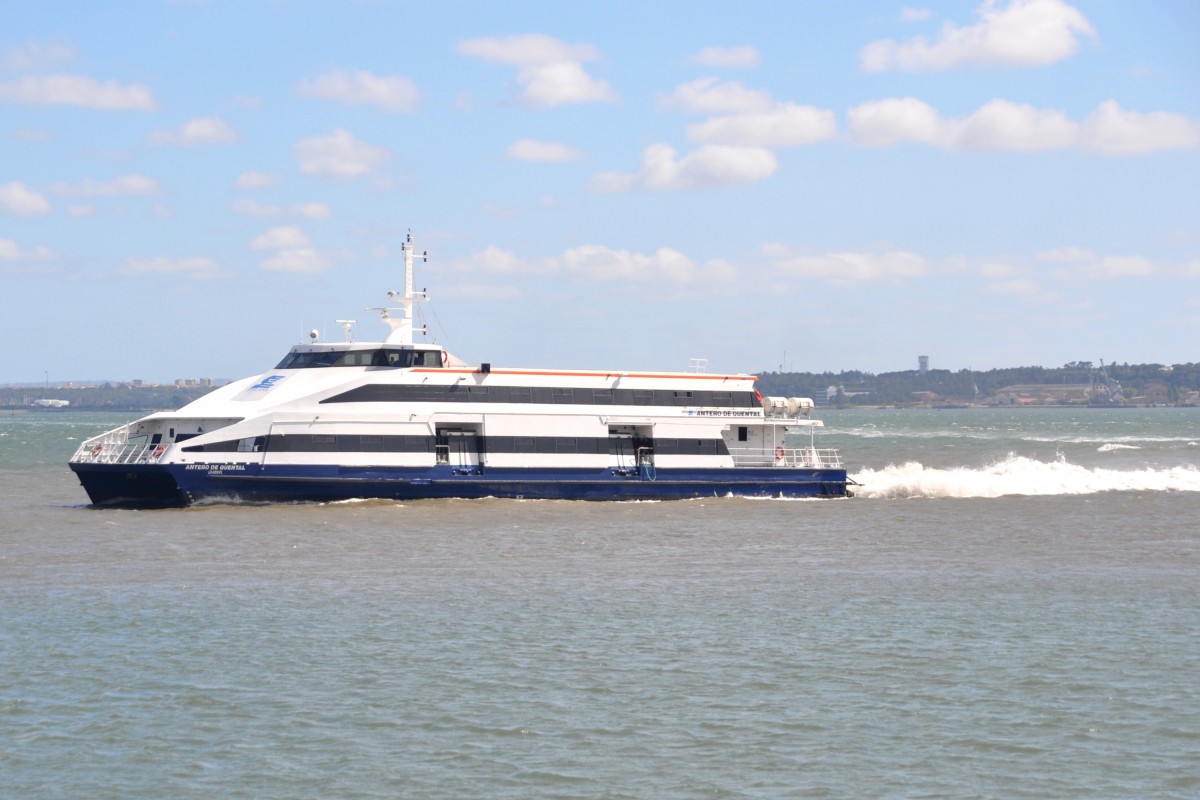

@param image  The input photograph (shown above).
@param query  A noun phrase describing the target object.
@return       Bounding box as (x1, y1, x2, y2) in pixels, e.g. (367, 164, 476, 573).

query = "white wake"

(852, 455, 1200, 499)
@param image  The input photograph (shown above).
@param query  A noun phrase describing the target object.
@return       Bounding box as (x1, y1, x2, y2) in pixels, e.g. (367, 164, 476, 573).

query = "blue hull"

(70, 462, 850, 507)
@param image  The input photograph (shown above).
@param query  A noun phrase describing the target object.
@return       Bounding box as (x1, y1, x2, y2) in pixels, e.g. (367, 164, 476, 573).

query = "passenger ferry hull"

(71, 461, 849, 507)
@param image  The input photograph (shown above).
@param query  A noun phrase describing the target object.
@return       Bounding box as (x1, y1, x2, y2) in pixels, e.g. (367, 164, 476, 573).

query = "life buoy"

(90, 445, 103, 457)
(152, 445, 166, 458)
(775, 446, 786, 461)
(441, 349, 448, 367)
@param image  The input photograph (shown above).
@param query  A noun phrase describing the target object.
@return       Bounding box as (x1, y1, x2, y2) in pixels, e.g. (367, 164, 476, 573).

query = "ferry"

(69, 235, 850, 507)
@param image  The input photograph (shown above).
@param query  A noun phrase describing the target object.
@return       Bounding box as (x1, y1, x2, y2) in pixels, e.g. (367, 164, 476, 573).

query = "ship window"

(510, 387, 532, 403)
(592, 389, 614, 404)
(738, 426, 748, 442)
(632, 390, 653, 405)
(552, 388, 574, 403)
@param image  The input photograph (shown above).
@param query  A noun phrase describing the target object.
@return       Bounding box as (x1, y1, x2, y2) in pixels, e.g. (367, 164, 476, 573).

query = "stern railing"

(729, 447, 842, 469)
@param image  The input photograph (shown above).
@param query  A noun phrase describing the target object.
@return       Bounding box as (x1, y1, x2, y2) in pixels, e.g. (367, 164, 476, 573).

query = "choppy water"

(2, 409, 1199, 798)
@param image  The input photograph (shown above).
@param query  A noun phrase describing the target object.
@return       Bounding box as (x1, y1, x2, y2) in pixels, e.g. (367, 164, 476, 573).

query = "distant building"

(918, 355, 929, 374)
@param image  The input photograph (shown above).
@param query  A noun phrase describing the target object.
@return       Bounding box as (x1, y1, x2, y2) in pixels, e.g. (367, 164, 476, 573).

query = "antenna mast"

(372, 231, 429, 345)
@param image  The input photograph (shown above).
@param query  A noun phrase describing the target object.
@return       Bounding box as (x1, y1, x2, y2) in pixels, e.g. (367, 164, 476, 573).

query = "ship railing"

(70, 429, 169, 465)
(729, 446, 842, 469)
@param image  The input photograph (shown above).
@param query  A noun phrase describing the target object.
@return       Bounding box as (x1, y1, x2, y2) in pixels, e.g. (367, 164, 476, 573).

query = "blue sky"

(2, 0, 1198, 384)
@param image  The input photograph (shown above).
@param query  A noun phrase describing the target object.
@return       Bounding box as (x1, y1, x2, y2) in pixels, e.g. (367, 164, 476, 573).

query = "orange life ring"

(152, 445, 166, 458)
(775, 446, 786, 461)
(441, 349, 449, 367)
(91, 445, 103, 457)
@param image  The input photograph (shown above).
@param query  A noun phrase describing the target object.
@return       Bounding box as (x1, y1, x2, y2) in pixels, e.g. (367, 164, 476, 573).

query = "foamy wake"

(852, 455, 1200, 499)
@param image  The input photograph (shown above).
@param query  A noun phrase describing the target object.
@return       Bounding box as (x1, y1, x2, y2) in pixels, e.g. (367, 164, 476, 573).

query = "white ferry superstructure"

(69, 235, 849, 506)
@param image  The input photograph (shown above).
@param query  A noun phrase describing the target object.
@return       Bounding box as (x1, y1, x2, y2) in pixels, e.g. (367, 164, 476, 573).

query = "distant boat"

(69, 233, 851, 507)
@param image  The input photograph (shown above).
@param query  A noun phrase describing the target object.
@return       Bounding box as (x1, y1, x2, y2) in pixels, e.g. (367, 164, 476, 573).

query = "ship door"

(608, 424, 653, 473)
(435, 427, 482, 470)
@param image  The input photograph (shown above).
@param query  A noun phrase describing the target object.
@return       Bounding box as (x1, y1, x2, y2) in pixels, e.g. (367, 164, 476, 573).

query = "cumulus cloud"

(1081, 100, 1200, 155)
(234, 171, 282, 190)
(506, 139, 584, 162)
(292, 202, 331, 219)
(849, 97, 1199, 155)
(294, 129, 391, 179)
(659, 77, 774, 114)
(1036, 246, 1094, 263)
(231, 199, 284, 218)
(150, 116, 238, 146)
(689, 45, 761, 68)
(0, 181, 51, 216)
(850, 97, 1076, 151)
(120, 256, 226, 279)
(457, 34, 617, 106)
(249, 225, 334, 273)
(592, 143, 777, 192)
(687, 103, 837, 147)
(297, 69, 420, 113)
(457, 34, 602, 66)
(449, 243, 734, 285)
(46, 174, 161, 197)
(3, 39, 75, 72)
(860, 0, 1095, 72)
(0, 237, 56, 261)
(1082, 255, 1155, 279)
(250, 226, 311, 251)
(0, 74, 155, 109)
(775, 250, 929, 283)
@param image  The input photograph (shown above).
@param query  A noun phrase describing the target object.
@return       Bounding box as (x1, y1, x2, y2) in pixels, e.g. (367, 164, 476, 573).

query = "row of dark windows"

(321, 384, 759, 408)
(276, 348, 442, 370)
(182, 433, 730, 457)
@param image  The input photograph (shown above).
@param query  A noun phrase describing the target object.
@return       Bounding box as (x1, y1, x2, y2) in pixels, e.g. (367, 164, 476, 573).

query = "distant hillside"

(755, 362, 1200, 407)
(1, 383, 217, 412)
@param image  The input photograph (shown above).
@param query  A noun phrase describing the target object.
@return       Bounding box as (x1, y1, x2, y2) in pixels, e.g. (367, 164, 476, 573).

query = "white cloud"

(0, 237, 56, 261)
(0, 181, 51, 216)
(515, 61, 617, 107)
(262, 249, 332, 274)
(457, 34, 602, 66)
(1082, 100, 1200, 155)
(234, 171, 282, 190)
(561, 245, 697, 283)
(659, 78, 774, 114)
(950, 98, 1077, 151)
(294, 129, 391, 179)
(1083, 255, 1155, 279)
(775, 250, 929, 283)
(1036, 246, 1094, 263)
(985, 278, 1039, 295)
(849, 97, 1079, 151)
(232, 199, 284, 218)
(847, 97, 945, 147)
(457, 34, 617, 106)
(150, 116, 238, 146)
(900, 8, 935, 22)
(67, 204, 95, 217)
(860, 0, 1095, 72)
(11, 128, 53, 142)
(292, 202, 331, 219)
(689, 46, 761, 68)
(506, 139, 584, 162)
(46, 174, 161, 197)
(3, 39, 75, 72)
(592, 143, 777, 192)
(120, 256, 225, 279)
(0, 74, 155, 109)
(249, 225, 334, 273)
(297, 69, 420, 113)
(250, 226, 311, 251)
(687, 103, 838, 147)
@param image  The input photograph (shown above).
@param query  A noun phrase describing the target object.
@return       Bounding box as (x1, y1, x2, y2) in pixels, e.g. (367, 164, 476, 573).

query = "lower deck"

(70, 461, 851, 507)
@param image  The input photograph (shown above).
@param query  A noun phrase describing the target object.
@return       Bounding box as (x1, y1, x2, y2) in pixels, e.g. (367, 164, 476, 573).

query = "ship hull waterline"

(69, 462, 850, 508)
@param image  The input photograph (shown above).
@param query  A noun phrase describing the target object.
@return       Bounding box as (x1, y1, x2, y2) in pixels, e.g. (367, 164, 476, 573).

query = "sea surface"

(2, 408, 1198, 798)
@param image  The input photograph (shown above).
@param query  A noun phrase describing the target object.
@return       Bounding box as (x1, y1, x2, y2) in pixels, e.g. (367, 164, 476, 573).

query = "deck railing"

(729, 446, 842, 469)
(70, 428, 168, 465)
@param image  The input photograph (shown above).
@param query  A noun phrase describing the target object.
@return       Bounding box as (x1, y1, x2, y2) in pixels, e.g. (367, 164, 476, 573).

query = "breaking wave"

(852, 455, 1200, 499)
